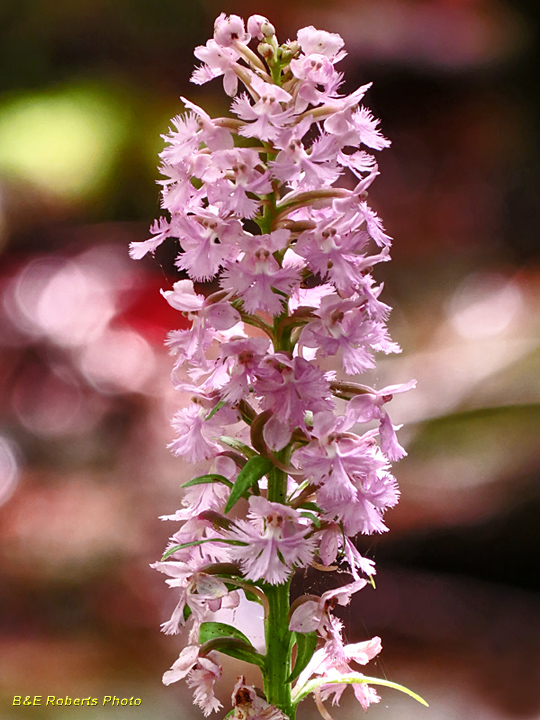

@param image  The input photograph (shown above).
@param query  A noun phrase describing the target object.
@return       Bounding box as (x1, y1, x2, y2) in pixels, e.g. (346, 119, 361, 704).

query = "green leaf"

(287, 480, 310, 503)
(298, 502, 322, 513)
(204, 639, 266, 669)
(270, 286, 288, 298)
(205, 400, 227, 421)
(199, 622, 251, 645)
(287, 631, 317, 683)
(299, 511, 321, 528)
(225, 455, 274, 513)
(161, 537, 246, 561)
(181, 474, 233, 489)
(199, 624, 266, 670)
(292, 674, 429, 707)
(221, 436, 258, 458)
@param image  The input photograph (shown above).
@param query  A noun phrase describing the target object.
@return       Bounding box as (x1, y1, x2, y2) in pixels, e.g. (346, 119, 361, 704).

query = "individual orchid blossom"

(294, 635, 384, 711)
(228, 496, 316, 584)
(289, 579, 367, 636)
(133, 13, 427, 720)
(345, 379, 417, 461)
(187, 653, 223, 717)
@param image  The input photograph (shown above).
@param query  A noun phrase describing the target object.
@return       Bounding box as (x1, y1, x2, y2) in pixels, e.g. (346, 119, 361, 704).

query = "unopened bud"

(258, 42, 273, 59)
(285, 40, 301, 57)
(261, 21, 275, 38)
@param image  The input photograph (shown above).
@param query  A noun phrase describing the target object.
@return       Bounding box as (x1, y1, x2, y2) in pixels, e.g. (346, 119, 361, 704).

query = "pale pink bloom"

(320, 466, 400, 536)
(228, 496, 316, 584)
(232, 77, 294, 142)
(214, 13, 249, 47)
(214, 337, 271, 404)
(271, 124, 341, 189)
(162, 644, 200, 686)
(164, 645, 223, 715)
(222, 245, 300, 317)
(290, 53, 343, 109)
(161, 279, 212, 312)
(192, 39, 241, 96)
(159, 162, 205, 215)
(320, 670, 381, 711)
(187, 653, 223, 716)
(129, 217, 171, 260)
(359, 201, 393, 247)
(162, 477, 230, 521)
(158, 116, 203, 166)
(289, 283, 334, 312)
(295, 213, 382, 295)
(337, 148, 378, 178)
(173, 210, 244, 281)
(318, 637, 383, 710)
(352, 106, 392, 150)
(296, 27, 346, 62)
(242, 228, 291, 254)
(332, 195, 392, 248)
(165, 326, 214, 374)
(346, 380, 416, 461)
(296, 230, 367, 293)
(354, 273, 394, 322)
(168, 404, 219, 463)
(247, 15, 274, 41)
(180, 97, 235, 151)
(207, 178, 265, 219)
(294, 415, 383, 500)
(178, 326, 254, 393)
(161, 279, 240, 331)
(296, 631, 381, 686)
(154, 567, 233, 636)
(324, 102, 390, 152)
(255, 354, 334, 441)
(299, 293, 397, 374)
(205, 148, 272, 218)
(293, 412, 399, 534)
(317, 523, 341, 568)
(160, 516, 231, 566)
(154, 519, 240, 640)
(318, 523, 376, 578)
(169, 402, 239, 464)
(314, 82, 371, 124)
(295, 634, 382, 711)
(289, 579, 367, 635)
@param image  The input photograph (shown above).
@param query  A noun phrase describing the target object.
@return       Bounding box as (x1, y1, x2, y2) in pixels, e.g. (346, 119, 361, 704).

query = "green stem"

(263, 579, 294, 718)
(256, 92, 296, 714)
(263, 463, 295, 718)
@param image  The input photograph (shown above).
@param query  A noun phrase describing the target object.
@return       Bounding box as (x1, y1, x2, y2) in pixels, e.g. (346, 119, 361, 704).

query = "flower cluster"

(132, 13, 420, 720)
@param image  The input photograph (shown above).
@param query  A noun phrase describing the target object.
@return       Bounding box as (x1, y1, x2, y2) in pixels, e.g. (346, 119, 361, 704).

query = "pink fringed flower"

(229, 497, 316, 584)
(136, 13, 421, 720)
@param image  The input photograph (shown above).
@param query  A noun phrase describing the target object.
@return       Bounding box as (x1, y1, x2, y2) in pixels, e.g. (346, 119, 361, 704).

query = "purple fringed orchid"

(131, 12, 427, 720)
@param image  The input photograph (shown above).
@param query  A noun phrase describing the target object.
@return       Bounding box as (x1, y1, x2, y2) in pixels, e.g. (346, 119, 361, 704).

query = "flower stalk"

(264, 578, 294, 716)
(132, 12, 426, 719)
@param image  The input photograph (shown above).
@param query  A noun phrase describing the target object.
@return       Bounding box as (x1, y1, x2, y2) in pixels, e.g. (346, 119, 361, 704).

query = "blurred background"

(0, 0, 539, 718)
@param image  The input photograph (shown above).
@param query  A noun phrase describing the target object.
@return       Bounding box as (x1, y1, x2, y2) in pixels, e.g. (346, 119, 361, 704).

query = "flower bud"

(248, 14, 275, 40)
(284, 40, 301, 57)
(258, 42, 273, 59)
(214, 13, 249, 47)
